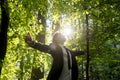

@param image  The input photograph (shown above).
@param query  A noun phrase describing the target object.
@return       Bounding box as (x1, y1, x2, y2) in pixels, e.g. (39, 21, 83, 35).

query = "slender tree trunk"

(81, 60, 84, 80)
(85, 14, 89, 80)
(0, 0, 9, 75)
(52, 20, 60, 34)
(90, 66, 93, 80)
(19, 56, 24, 80)
(36, 10, 46, 43)
(31, 10, 46, 80)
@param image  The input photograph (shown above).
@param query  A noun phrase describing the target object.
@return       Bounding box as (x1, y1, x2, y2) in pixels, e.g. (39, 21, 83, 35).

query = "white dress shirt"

(58, 44, 72, 80)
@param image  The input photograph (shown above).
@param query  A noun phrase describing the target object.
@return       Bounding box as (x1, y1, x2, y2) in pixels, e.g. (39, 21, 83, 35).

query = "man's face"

(53, 33, 66, 44)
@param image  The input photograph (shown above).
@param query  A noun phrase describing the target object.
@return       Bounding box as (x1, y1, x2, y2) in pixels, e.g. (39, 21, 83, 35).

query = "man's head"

(52, 32, 66, 45)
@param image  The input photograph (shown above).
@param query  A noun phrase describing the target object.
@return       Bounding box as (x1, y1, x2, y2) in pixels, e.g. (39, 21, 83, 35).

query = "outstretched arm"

(74, 50, 85, 56)
(25, 32, 51, 53)
(31, 42, 51, 53)
(71, 50, 85, 56)
(66, 48, 85, 56)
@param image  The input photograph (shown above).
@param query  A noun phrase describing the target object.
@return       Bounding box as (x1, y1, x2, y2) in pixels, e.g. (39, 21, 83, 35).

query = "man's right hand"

(25, 32, 35, 46)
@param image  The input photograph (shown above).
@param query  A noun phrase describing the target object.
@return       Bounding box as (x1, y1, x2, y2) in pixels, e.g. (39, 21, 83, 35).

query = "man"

(25, 32, 84, 80)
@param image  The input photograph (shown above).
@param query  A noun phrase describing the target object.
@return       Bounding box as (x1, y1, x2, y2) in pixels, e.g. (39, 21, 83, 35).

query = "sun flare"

(62, 28, 73, 38)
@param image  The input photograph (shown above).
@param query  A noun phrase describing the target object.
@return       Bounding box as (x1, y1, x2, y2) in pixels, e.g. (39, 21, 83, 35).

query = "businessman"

(25, 32, 84, 80)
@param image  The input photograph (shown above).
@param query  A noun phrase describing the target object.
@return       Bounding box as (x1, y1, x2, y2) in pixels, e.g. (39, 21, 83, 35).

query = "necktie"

(65, 48, 72, 70)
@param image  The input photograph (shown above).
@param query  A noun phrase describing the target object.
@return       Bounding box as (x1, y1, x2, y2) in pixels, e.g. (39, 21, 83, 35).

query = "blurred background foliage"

(0, 0, 120, 80)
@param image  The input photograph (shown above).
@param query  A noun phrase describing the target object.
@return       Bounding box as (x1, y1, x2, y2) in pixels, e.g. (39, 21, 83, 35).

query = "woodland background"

(0, 0, 120, 80)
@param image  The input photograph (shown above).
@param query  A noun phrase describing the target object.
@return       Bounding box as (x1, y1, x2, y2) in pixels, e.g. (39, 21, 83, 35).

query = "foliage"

(0, 0, 120, 80)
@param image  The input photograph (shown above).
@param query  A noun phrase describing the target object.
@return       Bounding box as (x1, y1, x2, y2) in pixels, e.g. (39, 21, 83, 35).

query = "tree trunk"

(31, 10, 46, 80)
(36, 10, 46, 43)
(81, 60, 84, 80)
(0, 0, 9, 75)
(85, 14, 90, 80)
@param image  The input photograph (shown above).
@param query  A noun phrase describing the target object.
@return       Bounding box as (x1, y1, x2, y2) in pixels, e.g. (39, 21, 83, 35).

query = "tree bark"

(0, 0, 9, 74)
(30, 10, 46, 80)
(85, 14, 90, 80)
(36, 10, 46, 43)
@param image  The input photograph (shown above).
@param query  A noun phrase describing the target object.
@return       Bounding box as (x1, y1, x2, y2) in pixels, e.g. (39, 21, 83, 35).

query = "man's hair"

(52, 32, 66, 44)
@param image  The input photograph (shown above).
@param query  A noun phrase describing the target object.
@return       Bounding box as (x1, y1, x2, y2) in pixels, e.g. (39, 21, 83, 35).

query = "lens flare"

(62, 28, 73, 39)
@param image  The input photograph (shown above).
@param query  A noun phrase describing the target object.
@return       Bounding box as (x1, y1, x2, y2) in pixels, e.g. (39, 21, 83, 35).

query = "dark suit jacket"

(32, 43, 84, 80)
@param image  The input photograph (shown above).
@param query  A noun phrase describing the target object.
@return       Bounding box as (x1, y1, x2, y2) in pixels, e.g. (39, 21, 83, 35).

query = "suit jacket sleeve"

(66, 48, 85, 56)
(72, 50, 85, 56)
(31, 42, 51, 53)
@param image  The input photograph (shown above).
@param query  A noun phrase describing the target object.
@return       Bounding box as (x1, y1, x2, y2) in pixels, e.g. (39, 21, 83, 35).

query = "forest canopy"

(0, 0, 120, 80)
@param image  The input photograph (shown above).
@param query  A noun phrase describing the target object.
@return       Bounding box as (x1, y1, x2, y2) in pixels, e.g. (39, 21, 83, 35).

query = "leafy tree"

(0, 0, 9, 75)
(1, 0, 120, 80)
